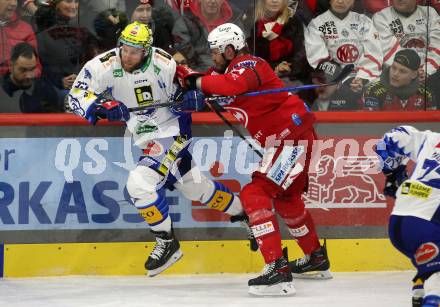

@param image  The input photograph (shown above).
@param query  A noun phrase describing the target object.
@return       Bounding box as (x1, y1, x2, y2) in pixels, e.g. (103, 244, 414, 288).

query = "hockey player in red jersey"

(176, 23, 331, 296)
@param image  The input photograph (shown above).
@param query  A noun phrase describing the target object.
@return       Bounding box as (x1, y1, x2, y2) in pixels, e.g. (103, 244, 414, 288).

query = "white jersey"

(379, 126, 440, 222)
(305, 10, 383, 81)
(373, 6, 440, 75)
(68, 47, 182, 148)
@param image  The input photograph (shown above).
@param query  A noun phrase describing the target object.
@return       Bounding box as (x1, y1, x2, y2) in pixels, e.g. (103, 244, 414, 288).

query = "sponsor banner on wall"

(0, 135, 392, 230)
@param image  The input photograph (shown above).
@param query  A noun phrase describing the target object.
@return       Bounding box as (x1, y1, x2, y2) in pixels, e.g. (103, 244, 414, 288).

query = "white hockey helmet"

(207, 23, 246, 53)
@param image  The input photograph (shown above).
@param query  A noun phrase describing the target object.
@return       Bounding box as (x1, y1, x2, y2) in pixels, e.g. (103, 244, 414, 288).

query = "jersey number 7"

(417, 159, 440, 188)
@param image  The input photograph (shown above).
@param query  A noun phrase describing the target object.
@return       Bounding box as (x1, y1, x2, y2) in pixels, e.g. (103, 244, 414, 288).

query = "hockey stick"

(205, 100, 264, 158)
(128, 100, 180, 112)
(127, 64, 355, 112)
(205, 63, 354, 102)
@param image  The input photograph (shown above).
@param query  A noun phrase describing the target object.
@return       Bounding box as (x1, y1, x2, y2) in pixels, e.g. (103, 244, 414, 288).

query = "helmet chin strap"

(143, 46, 152, 58)
(220, 54, 230, 73)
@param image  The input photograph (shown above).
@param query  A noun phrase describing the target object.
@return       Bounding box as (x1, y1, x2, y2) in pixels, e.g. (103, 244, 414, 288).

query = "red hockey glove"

(175, 65, 204, 90)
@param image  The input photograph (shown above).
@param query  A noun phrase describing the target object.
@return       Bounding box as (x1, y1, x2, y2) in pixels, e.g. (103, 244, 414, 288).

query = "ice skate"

(145, 230, 183, 277)
(412, 277, 424, 307)
(412, 296, 423, 307)
(248, 255, 296, 296)
(230, 214, 259, 251)
(289, 240, 332, 279)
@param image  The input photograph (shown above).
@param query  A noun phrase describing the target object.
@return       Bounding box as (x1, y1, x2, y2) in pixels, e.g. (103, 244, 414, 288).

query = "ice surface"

(0, 271, 414, 307)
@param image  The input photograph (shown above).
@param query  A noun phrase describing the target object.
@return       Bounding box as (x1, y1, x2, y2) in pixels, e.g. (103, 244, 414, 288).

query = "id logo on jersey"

(134, 85, 154, 106)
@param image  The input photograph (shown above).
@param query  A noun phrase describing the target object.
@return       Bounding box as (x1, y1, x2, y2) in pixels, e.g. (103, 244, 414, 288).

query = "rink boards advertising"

(1, 112, 439, 276)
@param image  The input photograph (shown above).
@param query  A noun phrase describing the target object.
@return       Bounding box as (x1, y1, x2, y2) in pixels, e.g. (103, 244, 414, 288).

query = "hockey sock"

(285, 210, 320, 254)
(275, 196, 320, 254)
(135, 190, 171, 232)
(203, 181, 243, 216)
(248, 208, 283, 263)
(149, 215, 172, 233)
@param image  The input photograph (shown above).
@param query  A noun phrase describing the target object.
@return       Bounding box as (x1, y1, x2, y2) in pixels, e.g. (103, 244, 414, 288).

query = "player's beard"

(122, 61, 142, 72)
(120, 47, 148, 73)
(12, 76, 33, 90)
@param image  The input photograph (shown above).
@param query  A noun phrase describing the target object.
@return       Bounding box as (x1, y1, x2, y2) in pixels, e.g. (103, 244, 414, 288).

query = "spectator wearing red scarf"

(172, 0, 245, 71)
(245, 0, 314, 99)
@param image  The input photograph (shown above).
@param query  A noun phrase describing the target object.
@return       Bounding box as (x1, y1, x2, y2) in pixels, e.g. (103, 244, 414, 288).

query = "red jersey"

(200, 54, 315, 147)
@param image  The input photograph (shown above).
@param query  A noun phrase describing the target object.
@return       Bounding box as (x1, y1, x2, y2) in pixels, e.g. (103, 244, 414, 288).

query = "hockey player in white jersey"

(376, 126, 440, 307)
(68, 21, 254, 277)
(305, 0, 383, 110)
(372, 0, 440, 78)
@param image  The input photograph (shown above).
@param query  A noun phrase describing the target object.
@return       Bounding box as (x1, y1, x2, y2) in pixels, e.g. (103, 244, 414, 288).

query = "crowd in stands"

(1, 0, 440, 113)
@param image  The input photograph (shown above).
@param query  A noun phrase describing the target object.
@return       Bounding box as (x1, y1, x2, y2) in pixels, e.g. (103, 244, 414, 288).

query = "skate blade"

(292, 269, 333, 280)
(248, 282, 296, 297)
(147, 249, 183, 277)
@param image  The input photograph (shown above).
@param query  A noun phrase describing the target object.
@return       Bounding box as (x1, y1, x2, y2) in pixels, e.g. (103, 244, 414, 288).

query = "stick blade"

(331, 64, 355, 83)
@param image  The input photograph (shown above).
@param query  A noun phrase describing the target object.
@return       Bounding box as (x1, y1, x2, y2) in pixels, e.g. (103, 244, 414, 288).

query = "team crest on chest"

(224, 107, 249, 127)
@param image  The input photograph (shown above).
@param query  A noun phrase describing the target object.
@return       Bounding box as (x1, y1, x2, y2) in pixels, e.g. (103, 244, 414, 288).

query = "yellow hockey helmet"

(118, 21, 153, 49)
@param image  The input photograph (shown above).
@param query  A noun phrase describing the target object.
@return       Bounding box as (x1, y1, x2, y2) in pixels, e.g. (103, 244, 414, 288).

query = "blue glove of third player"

(178, 90, 205, 112)
(86, 100, 130, 125)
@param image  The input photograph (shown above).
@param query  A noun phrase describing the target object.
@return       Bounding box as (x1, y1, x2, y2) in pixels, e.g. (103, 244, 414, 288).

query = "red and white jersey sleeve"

(305, 10, 383, 81)
(201, 58, 263, 96)
(373, 6, 440, 75)
(200, 54, 315, 145)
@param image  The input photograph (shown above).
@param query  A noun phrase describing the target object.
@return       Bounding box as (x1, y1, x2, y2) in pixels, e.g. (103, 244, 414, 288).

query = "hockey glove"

(383, 165, 408, 198)
(86, 100, 130, 125)
(177, 90, 205, 112)
(175, 65, 204, 90)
